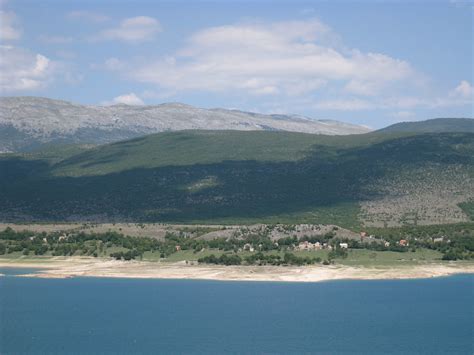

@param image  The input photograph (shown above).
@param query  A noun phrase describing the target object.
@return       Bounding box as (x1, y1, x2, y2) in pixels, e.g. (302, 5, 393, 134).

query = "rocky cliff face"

(0, 96, 371, 152)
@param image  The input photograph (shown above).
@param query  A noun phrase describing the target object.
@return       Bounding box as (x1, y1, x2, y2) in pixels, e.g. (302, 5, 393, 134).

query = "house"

(243, 243, 255, 252)
(339, 243, 348, 249)
(360, 231, 368, 240)
(433, 237, 444, 243)
(384, 241, 390, 247)
(298, 241, 310, 250)
(298, 241, 322, 251)
(399, 239, 408, 247)
(58, 234, 67, 241)
(175, 245, 181, 251)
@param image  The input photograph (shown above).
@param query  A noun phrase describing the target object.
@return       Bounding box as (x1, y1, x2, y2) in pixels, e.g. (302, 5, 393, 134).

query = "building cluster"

(359, 231, 376, 242)
(295, 240, 347, 251)
(433, 236, 450, 243)
(398, 239, 409, 247)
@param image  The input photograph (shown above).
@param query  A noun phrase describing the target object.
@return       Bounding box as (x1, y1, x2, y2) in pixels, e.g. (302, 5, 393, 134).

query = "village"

(1, 220, 469, 266)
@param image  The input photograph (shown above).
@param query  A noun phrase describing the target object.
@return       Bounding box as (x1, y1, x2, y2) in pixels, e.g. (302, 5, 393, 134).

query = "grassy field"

(142, 248, 442, 266)
(150, 249, 332, 263)
(338, 249, 443, 266)
(0, 247, 465, 269)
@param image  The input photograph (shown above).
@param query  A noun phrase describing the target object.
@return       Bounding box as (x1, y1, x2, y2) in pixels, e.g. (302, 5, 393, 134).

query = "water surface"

(0, 266, 42, 276)
(1, 274, 472, 354)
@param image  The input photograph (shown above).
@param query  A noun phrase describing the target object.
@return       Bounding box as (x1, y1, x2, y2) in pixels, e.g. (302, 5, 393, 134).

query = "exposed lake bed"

(1, 257, 473, 282)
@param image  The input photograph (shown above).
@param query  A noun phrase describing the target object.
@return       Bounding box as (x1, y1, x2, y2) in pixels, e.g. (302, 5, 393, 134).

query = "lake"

(0, 270, 472, 354)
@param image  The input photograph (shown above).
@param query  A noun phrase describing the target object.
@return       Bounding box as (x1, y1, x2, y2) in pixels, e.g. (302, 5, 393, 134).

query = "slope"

(0, 130, 473, 228)
(377, 118, 474, 134)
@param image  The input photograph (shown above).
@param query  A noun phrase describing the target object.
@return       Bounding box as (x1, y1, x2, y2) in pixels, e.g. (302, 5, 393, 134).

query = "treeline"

(367, 223, 474, 260)
(198, 252, 323, 266)
(198, 248, 350, 266)
(110, 250, 142, 261)
(0, 228, 162, 259)
(0, 227, 346, 263)
(1, 222, 473, 262)
(366, 222, 474, 242)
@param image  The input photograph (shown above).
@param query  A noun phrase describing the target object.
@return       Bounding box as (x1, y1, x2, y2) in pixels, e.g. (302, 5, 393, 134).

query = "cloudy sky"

(0, 0, 472, 127)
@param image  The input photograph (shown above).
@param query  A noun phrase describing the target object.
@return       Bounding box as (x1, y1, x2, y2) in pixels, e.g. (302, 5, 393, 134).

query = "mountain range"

(0, 96, 473, 228)
(0, 96, 371, 152)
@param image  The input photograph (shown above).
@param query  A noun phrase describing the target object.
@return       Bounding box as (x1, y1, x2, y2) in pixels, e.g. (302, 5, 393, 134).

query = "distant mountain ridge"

(377, 118, 474, 133)
(0, 96, 371, 152)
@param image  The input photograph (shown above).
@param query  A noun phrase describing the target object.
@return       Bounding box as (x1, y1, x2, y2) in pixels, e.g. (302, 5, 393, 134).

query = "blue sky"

(0, 0, 472, 128)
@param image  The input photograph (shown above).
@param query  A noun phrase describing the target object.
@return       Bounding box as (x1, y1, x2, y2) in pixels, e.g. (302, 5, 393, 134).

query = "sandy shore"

(1, 257, 473, 282)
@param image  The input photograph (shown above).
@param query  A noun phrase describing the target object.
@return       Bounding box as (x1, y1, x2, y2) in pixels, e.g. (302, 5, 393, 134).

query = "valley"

(1, 111, 473, 276)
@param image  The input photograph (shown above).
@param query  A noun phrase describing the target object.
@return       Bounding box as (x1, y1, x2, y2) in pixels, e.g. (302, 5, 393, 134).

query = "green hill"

(0, 130, 473, 228)
(377, 118, 474, 134)
(52, 130, 395, 177)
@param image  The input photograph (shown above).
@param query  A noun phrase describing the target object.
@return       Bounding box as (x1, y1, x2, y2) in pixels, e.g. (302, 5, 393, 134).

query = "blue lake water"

(0, 270, 473, 354)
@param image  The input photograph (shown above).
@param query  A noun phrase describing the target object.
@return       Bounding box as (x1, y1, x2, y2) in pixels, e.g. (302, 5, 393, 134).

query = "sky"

(0, 0, 472, 128)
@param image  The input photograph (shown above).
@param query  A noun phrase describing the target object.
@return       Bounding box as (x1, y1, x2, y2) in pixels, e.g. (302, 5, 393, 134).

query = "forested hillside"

(0, 130, 472, 228)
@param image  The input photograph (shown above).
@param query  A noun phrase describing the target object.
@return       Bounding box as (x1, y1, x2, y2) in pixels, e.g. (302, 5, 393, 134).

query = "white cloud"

(310, 93, 472, 112)
(450, 80, 473, 98)
(103, 18, 470, 115)
(0, 10, 21, 41)
(312, 99, 375, 111)
(121, 19, 415, 96)
(344, 80, 378, 96)
(102, 93, 144, 106)
(93, 16, 161, 42)
(104, 57, 124, 70)
(0, 45, 54, 91)
(67, 11, 109, 23)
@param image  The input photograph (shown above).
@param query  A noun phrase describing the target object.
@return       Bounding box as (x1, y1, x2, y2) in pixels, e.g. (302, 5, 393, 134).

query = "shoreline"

(1, 257, 473, 282)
